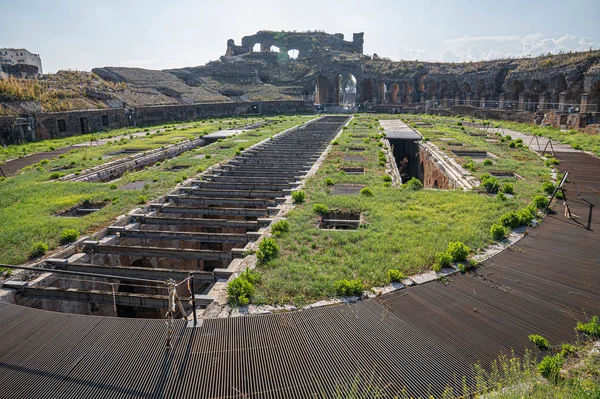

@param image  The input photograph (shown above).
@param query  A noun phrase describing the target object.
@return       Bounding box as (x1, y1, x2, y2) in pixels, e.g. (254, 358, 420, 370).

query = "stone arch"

(439, 80, 449, 100)
(362, 79, 375, 103)
(550, 75, 568, 103)
(315, 75, 329, 105)
(288, 49, 299, 59)
(509, 80, 525, 101)
(589, 81, 600, 112)
(401, 81, 413, 104)
(426, 81, 437, 100)
(378, 82, 387, 103)
(334, 73, 357, 105)
(252, 43, 261, 52)
(390, 83, 400, 104)
(451, 80, 460, 96)
(270, 45, 280, 53)
(475, 79, 486, 98)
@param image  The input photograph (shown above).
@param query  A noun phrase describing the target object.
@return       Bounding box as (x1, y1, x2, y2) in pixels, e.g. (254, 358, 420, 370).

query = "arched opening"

(461, 82, 471, 101)
(334, 73, 357, 106)
(426, 81, 436, 100)
(362, 79, 375, 103)
(550, 75, 567, 104)
(402, 81, 413, 104)
(315, 75, 329, 105)
(589, 82, 600, 112)
(390, 83, 400, 104)
(270, 45, 280, 53)
(509, 80, 525, 102)
(252, 43, 261, 52)
(378, 82, 387, 104)
(288, 49, 299, 59)
(439, 80, 449, 100)
(475, 79, 486, 99)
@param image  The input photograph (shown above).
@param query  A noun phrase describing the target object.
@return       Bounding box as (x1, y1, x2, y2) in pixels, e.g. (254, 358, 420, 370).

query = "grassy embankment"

(251, 113, 552, 305)
(0, 115, 314, 266)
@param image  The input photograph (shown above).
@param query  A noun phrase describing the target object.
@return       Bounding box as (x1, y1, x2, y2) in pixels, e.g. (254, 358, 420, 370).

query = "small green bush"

(542, 181, 556, 195)
(59, 229, 79, 245)
(481, 174, 500, 193)
(497, 192, 506, 201)
(537, 354, 564, 381)
(462, 161, 476, 172)
(508, 141, 516, 148)
(576, 315, 600, 338)
(334, 279, 364, 297)
(560, 343, 577, 356)
(403, 177, 423, 190)
(528, 334, 549, 350)
(271, 220, 290, 237)
(490, 223, 507, 240)
(447, 241, 470, 261)
(501, 183, 514, 194)
(331, 140, 339, 145)
(544, 157, 560, 167)
(324, 178, 334, 186)
(388, 269, 405, 283)
(205, 154, 212, 159)
(500, 212, 520, 228)
(434, 252, 452, 271)
(532, 195, 549, 209)
(30, 241, 48, 258)
(517, 207, 535, 225)
(313, 203, 329, 216)
(382, 175, 392, 183)
(291, 190, 305, 203)
(360, 187, 374, 196)
(227, 268, 261, 306)
(457, 263, 466, 273)
(137, 195, 148, 204)
(49, 172, 61, 180)
(235, 149, 241, 156)
(483, 159, 493, 166)
(256, 238, 280, 263)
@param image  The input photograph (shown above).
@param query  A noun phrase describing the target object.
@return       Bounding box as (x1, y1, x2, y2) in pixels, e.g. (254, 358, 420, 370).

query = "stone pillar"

(454, 93, 460, 106)
(499, 93, 505, 109)
(467, 93, 472, 105)
(559, 92, 567, 111)
(518, 93, 525, 111)
(580, 93, 589, 113)
(420, 93, 425, 103)
(480, 97, 485, 108)
(539, 94, 546, 110)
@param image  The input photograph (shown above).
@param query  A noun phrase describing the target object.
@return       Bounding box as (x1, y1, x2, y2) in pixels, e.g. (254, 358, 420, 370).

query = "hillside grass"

(252, 114, 551, 305)
(0, 115, 314, 266)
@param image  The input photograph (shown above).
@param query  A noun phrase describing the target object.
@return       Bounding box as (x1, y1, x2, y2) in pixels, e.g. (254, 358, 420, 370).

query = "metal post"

(189, 273, 197, 326)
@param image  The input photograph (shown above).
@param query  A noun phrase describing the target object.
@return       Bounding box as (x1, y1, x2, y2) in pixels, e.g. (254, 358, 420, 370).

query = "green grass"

(252, 114, 551, 305)
(0, 115, 314, 266)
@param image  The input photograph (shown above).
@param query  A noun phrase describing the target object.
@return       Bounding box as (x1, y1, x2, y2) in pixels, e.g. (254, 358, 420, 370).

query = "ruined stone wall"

(419, 147, 455, 189)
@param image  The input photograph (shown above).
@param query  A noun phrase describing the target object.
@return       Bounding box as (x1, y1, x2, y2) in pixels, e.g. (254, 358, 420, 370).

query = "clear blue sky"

(1, 0, 599, 73)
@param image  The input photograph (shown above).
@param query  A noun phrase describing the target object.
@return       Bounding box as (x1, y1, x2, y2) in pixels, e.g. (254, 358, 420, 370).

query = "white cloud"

(395, 33, 599, 62)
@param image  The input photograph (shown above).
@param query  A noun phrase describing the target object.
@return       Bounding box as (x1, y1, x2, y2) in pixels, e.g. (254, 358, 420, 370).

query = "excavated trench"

(14, 116, 350, 318)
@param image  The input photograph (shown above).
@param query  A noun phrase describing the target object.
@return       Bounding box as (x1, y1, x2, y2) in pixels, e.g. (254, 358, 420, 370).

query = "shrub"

(560, 343, 577, 356)
(517, 207, 535, 225)
(447, 241, 470, 261)
(481, 175, 500, 193)
(388, 269, 405, 283)
(537, 354, 564, 381)
(382, 175, 392, 183)
(544, 157, 560, 166)
(291, 190, 305, 203)
(331, 140, 339, 145)
(528, 334, 549, 350)
(434, 251, 452, 271)
(205, 154, 211, 159)
(137, 195, 148, 204)
(30, 241, 48, 258)
(59, 229, 79, 245)
(271, 220, 289, 237)
(49, 172, 61, 180)
(360, 187, 374, 196)
(483, 159, 493, 166)
(508, 141, 516, 148)
(227, 268, 261, 306)
(532, 195, 549, 209)
(542, 181, 556, 195)
(334, 279, 364, 297)
(490, 223, 507, 241)
(462, 161, 476, 172)
(256, 238, 279, 263)
(497, 192, 506, 201)
(235, 149, 241, 156)
(403, 177, 423, 190)
(324, 177, 334, 186)
(576, 315, 600, 338)
(500, 212, 520, 228)
(457, 263, 466, 273)
(501, 183, 514, 194)
(313, 203, 329, 216)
